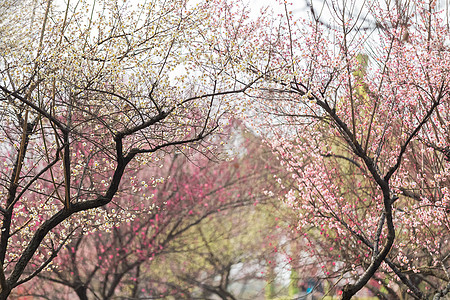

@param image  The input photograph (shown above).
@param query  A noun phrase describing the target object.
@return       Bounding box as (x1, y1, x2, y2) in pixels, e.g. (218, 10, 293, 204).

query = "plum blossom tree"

(0, 0, 267, 298)
(250, 0, 450, 298)
(20, 125, 282, 300)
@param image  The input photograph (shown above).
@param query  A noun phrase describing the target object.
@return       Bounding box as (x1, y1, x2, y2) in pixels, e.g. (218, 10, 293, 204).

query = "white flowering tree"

(0, 0, 267, 298)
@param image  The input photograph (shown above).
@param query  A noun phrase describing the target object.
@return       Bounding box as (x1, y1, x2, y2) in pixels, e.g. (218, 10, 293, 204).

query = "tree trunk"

(0, 286, 11, 300)
(75, 284, 89, 300)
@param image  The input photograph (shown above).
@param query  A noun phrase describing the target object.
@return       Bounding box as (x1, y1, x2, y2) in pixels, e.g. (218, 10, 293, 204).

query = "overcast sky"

(247, 0, 311, 21)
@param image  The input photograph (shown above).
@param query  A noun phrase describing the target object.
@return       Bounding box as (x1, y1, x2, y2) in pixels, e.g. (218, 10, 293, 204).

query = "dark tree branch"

(385, 99, 441, 181)
(0, 85, 68, 133)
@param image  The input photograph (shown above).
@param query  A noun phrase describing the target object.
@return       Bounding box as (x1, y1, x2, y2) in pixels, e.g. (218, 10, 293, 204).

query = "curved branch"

(0, 85, 68, 133)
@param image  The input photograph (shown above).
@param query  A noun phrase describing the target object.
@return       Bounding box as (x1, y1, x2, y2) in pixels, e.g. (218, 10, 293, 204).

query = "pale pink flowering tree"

(0, 0, 268, 298)
(252, 0, 450, 298)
